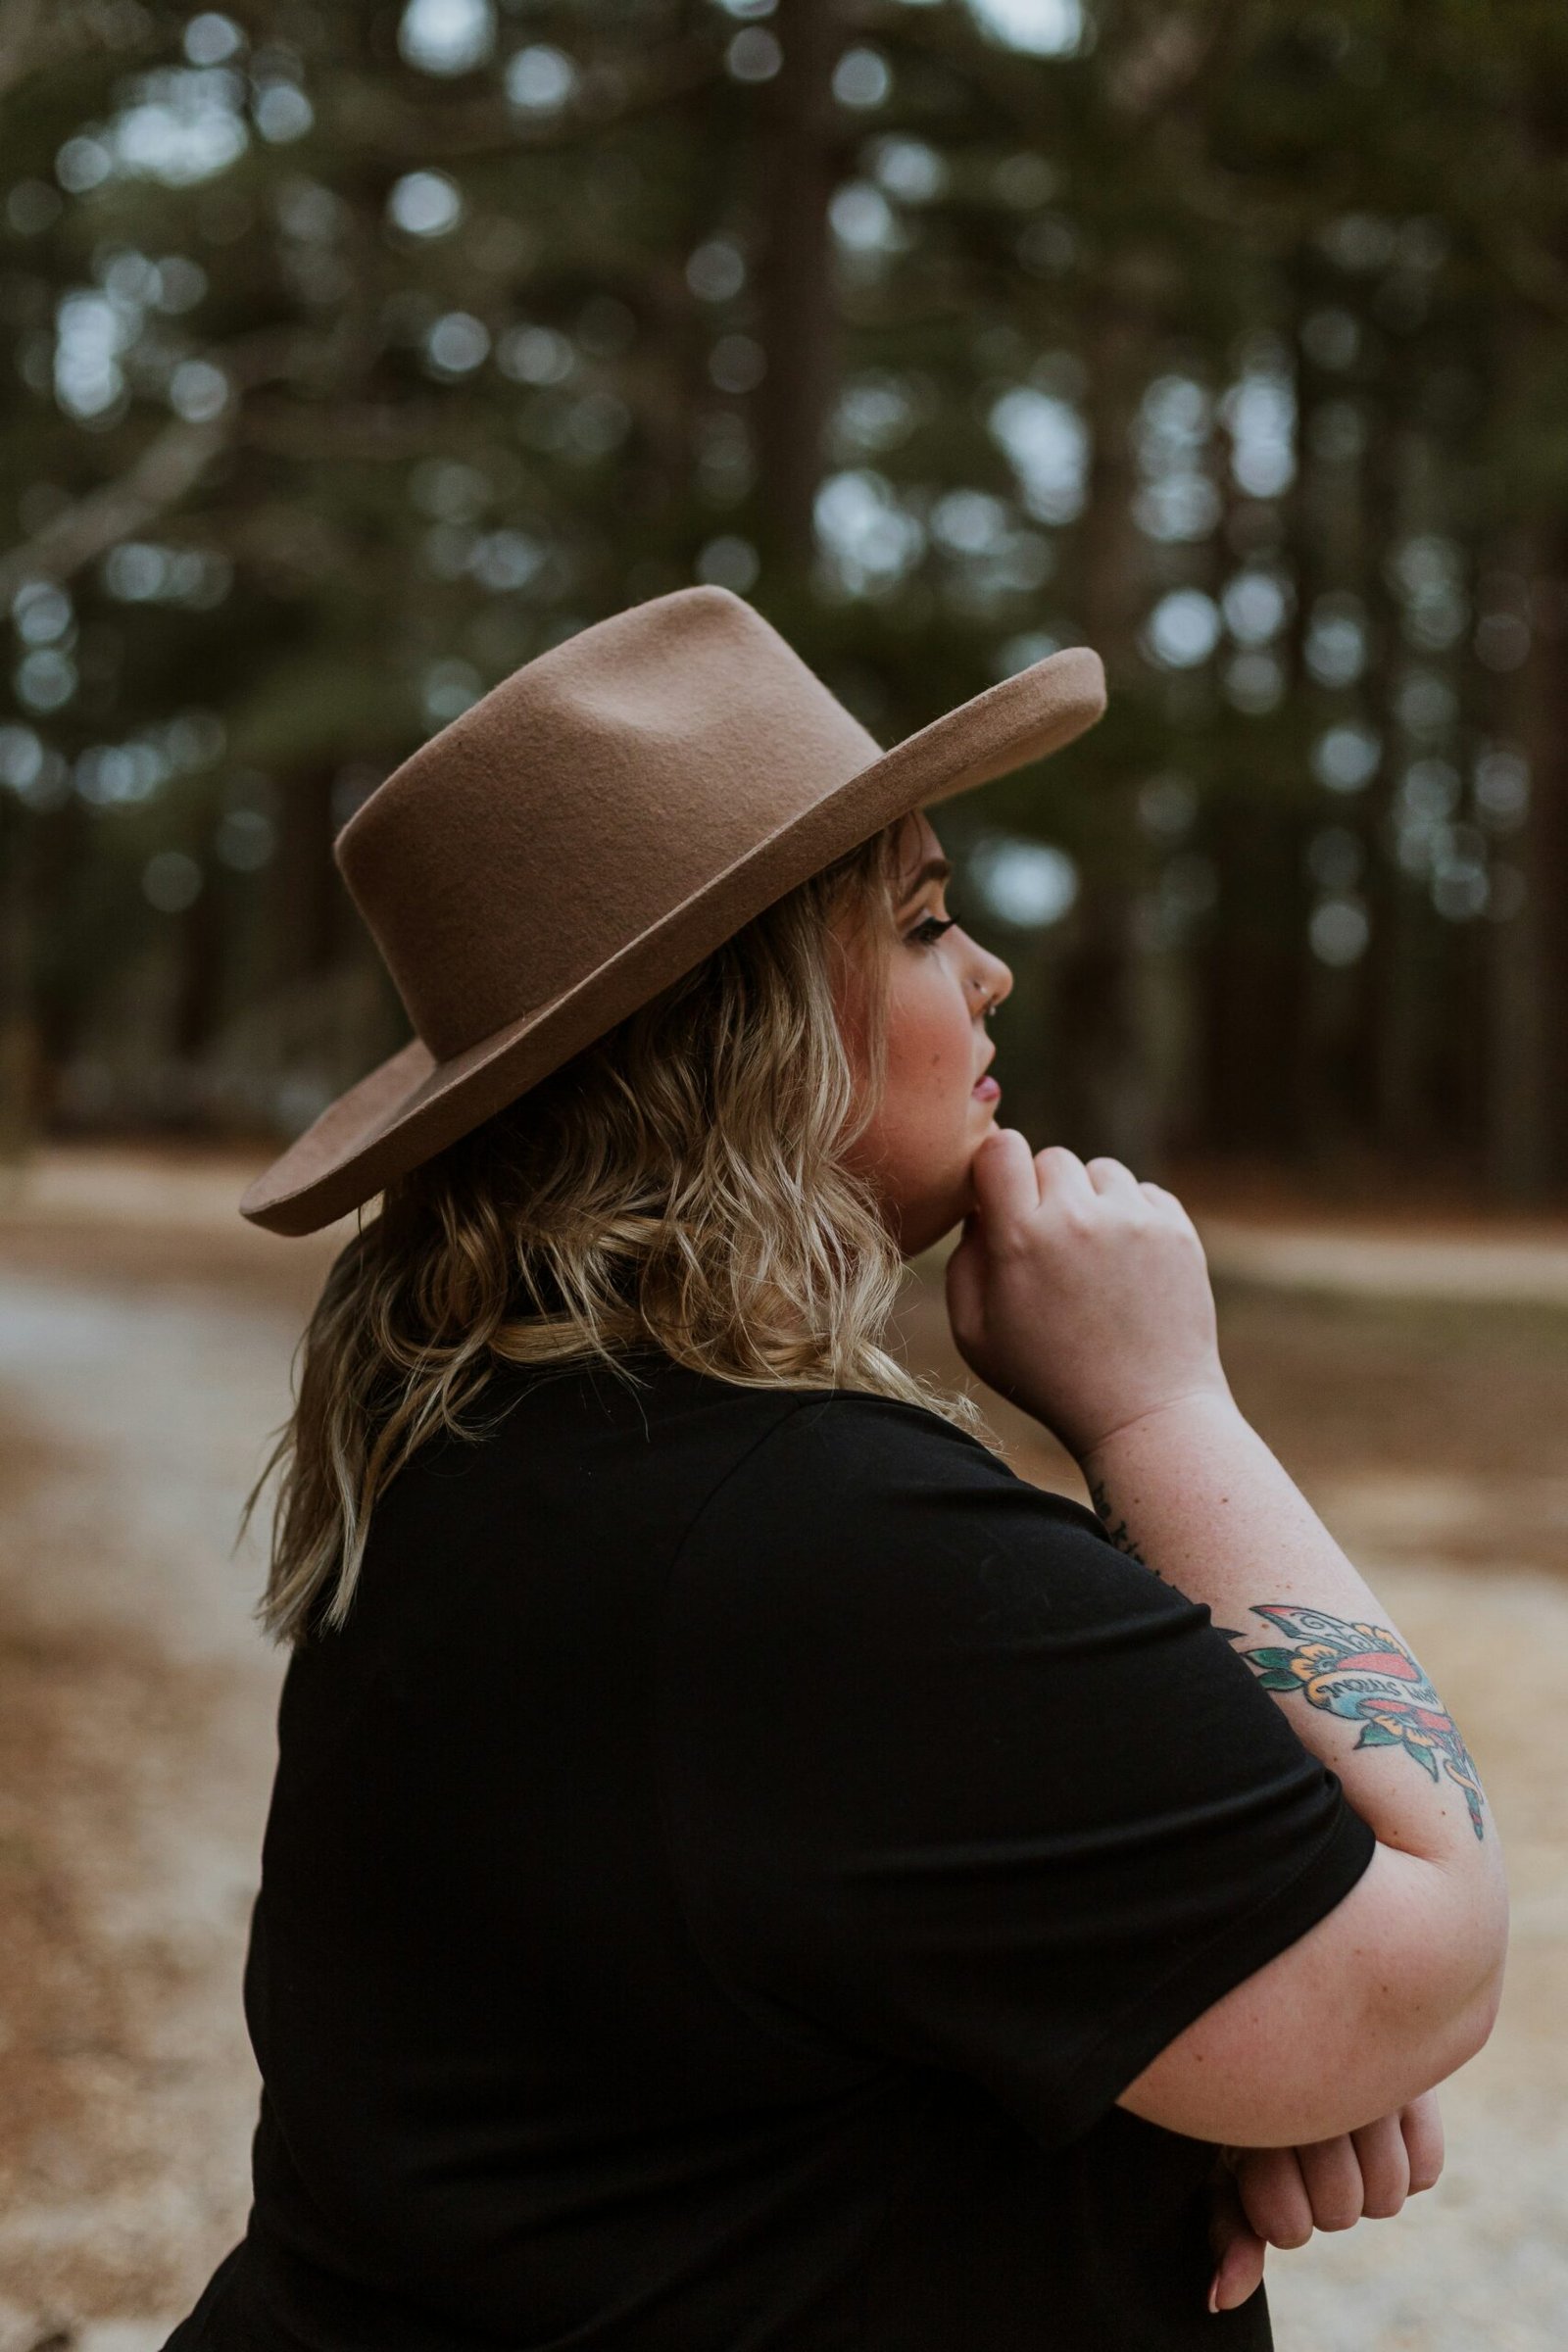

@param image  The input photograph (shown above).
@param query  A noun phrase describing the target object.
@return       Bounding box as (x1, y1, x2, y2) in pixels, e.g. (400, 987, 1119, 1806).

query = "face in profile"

(832, 812, 1013, 1258)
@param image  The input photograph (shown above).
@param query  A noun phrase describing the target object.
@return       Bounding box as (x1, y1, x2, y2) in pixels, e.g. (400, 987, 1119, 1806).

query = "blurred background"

(1, 3, 1566, 2348)
(1, 0, 1567, 1195)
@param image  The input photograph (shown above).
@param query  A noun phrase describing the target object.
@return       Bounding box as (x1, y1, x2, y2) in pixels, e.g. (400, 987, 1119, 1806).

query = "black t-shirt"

(163, 1347, 1374, 2351)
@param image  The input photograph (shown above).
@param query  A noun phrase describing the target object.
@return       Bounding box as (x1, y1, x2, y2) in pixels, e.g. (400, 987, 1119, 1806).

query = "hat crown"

(335, 587, 882, 1060)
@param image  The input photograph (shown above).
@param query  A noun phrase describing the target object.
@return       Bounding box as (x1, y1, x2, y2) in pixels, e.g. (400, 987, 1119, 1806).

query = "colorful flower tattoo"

(1225, 1604, 1488, 1840)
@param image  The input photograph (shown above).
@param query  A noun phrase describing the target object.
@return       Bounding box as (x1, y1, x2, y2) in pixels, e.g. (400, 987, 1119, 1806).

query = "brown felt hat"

(239, 584, 1105, 1236)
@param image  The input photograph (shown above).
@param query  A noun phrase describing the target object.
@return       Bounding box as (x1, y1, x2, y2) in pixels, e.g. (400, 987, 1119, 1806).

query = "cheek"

(885, 963, 973, 1094)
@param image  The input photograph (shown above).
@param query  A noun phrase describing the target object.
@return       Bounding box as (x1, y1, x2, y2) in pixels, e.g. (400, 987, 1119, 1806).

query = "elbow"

(1398, 1963, 1504, 2108)
(1449, 1945, 1507, 2072)
(1449, 1867, 1510, 2057)
(1388, 1886, 1510, 2100)
(1308, 1946, 1508, 2142)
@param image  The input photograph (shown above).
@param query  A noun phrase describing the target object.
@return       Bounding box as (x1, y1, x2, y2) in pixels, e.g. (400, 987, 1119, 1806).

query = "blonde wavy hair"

(244, 809, 998, 1645)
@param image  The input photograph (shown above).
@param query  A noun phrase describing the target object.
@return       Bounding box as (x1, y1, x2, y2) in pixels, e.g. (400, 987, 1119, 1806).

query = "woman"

(164, 586, 1505, 2349)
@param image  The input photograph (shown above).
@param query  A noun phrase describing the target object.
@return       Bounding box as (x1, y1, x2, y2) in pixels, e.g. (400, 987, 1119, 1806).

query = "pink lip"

(972, 1075, 1001, 1102)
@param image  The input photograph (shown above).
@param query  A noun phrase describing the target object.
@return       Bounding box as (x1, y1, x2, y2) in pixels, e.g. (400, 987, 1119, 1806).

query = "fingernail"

(1207, 2270, 1221, 2315)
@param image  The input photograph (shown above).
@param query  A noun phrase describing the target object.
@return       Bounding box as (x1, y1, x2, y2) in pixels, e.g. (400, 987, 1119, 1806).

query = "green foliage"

(1, 0, 1566, 1190)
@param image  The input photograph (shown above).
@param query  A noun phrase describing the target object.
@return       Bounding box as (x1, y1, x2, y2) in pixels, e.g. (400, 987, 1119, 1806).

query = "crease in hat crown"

(240, 583, 1107, 1233)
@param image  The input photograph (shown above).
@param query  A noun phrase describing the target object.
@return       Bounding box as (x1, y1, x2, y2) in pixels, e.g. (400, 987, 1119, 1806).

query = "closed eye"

(907, 914, 957, 948)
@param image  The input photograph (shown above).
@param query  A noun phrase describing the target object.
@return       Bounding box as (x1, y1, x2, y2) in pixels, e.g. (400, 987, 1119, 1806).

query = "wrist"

(1074, 1380, 1243, 1475)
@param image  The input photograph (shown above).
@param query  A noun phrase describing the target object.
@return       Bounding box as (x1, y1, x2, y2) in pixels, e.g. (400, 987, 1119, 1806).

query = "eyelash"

(907, 914, 957, 948)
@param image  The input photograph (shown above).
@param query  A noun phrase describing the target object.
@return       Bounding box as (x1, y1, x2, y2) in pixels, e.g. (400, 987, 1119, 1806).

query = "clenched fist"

(946, 1131, 1232, 1460)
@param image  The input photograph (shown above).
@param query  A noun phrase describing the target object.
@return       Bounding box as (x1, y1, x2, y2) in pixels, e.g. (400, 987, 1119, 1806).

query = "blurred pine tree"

(0, 0, 1563, 1201)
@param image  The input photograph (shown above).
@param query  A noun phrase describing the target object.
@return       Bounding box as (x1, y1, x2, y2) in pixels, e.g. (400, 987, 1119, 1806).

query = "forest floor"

(0, 1144, 1565, 2352)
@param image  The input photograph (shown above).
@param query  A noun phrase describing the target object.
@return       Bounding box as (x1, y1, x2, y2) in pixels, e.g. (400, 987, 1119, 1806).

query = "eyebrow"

(898, 855, 952, 903)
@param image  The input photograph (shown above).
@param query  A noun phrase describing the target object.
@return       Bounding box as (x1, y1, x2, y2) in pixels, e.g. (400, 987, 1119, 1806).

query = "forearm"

(952, 1139, 1506, 2131)
(1079, 1392, 1507, 1947)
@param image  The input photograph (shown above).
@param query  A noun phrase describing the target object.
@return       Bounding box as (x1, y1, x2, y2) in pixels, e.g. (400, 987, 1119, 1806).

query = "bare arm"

(945, 1136, 1509, 2147)
(1085, 1389, 1505, 2142)
(1083, 1392, 1494, 1858)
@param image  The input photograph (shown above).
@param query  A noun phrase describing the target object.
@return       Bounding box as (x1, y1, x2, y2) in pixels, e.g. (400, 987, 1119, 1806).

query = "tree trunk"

(753, 0, 841, 582)
(172, 860, 226, 1068)
(270, 767, 343, 992)
(1054, 297, 1152, 1165)
(0, 799, 39, 1158)
(1199, 794, 1308, 1157)
(1486, 527, 1568, 1200)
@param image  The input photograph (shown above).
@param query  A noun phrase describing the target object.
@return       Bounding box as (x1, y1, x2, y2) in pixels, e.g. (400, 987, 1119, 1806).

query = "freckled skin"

(831, 810, 1014, 1257)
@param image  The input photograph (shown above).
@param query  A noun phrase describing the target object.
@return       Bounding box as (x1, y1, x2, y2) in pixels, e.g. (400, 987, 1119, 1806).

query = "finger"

(1236, 2147, 1314, 2250)
(1349, 2113, 1410, 2220)
(1295, 2134, 1366, 2233)
(967, 1127, 1048, 1232)
(1138, 1178, 1206, 1241)
(1206, 2172, 1267, 2314)
(1032, 1141, 1097, 1209)
(1084, 1155, 1143, 1197)
(1401, 2093, 1446, 2194)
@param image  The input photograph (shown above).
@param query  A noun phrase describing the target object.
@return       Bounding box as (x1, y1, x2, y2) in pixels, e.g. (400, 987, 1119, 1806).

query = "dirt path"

(0, 1253, 298, 2349)
(0, 1152, 1564, 2350)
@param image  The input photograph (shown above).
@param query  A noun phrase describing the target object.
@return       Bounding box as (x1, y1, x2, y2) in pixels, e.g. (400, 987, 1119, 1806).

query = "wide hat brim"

(239, 638, 1105, 1236)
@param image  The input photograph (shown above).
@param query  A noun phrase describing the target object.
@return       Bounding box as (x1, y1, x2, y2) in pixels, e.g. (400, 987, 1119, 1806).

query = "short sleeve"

(656, 1391, 1376, 2151)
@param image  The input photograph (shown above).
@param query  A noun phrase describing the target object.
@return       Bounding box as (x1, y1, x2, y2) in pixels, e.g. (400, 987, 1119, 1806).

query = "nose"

(968, 952, 1013, 1013)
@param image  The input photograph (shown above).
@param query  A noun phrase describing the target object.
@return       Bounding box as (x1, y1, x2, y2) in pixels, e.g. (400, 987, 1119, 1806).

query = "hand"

(1206, 2093, 1446, 2313)
(946, 1132, 1231, 1460)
